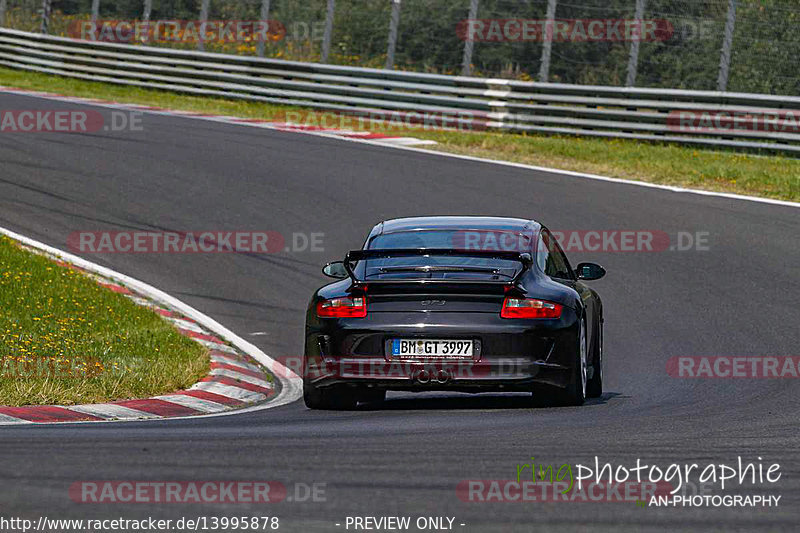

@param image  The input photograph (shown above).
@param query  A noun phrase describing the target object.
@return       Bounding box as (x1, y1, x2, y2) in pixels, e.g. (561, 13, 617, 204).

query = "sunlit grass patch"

(0, 236, 208, 407)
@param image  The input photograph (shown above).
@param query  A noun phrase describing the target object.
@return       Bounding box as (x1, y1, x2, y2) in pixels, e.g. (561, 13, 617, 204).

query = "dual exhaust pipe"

(413, 368, 452, 385)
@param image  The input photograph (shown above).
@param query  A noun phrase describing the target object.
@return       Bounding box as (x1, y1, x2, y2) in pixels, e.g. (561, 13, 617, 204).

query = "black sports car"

(303, 216, 605, 409)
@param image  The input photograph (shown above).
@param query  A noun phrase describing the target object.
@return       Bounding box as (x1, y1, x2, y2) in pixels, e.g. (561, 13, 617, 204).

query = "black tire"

(303, 382, 358, 410)
(586, 318, 603, 399)
(359, 389, 387, 404)
(302, 354, 358, 410)
(532, 318, 587, 407)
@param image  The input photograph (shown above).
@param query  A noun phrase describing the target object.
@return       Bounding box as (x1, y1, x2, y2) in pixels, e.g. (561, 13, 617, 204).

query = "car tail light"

(501, 298, 562, 319)
(317, 296, 367, 318)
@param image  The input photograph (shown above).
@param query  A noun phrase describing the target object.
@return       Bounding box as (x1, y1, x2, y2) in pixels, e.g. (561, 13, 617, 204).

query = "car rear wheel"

(303, 382, 359, 410)
(359, 389, 387, 404)
(532, 318, 587, 407)
(302, 354, 359, 410)
(586, 319, 603, 398)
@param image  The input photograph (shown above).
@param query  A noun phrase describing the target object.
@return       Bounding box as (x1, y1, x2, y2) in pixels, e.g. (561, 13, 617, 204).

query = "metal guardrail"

(1, 27, 799, 155)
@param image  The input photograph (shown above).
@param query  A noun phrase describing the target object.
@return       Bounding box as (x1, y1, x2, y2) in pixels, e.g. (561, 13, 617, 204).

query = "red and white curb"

(0, 227, 302, 425)
(0, 86, 438, 147)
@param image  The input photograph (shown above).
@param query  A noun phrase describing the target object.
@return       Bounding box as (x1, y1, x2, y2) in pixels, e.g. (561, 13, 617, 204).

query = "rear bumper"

(304, 356, 570, 392)
(304, 309, 581, 392)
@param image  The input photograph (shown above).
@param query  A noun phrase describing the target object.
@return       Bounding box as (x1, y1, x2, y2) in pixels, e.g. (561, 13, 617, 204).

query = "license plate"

(391, 339, 473, 358)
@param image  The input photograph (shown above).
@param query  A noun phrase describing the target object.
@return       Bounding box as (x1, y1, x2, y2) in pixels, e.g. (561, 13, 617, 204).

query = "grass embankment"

(0, 236, 209, 407)
(0, 67, 798, 201)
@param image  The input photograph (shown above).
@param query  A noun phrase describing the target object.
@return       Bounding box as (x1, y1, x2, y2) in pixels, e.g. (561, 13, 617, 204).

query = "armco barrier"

(1, 27, 799, 155)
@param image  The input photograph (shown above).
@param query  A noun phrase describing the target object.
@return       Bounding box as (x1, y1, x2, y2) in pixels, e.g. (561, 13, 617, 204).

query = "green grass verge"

(0, 67, 798, 202)
(0, 235, 209, 407)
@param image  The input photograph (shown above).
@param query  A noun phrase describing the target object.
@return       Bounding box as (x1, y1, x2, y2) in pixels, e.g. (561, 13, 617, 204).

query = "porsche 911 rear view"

(303, 216, 605, 410)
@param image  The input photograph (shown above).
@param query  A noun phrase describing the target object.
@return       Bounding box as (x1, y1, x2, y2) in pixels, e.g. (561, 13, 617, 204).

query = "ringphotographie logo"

(459, 456, 782, 507)
(66, 231, 325, 254)
(0, 110, 142, 133)
(456, 19, 674, 42)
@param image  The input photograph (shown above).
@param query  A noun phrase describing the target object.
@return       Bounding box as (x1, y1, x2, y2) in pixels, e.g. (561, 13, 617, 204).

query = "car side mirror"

(322, 261, 348, 279)
(575, 262, 606, 281)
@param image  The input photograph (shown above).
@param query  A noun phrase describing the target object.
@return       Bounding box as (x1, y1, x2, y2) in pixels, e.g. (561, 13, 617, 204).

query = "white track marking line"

(358, 138, 800, 208)
(322, 130, 371, 137)
(0, 413, 31, 424)
(209, 368, 272, 388)
(125, 295, 163, 308)
(196, 340, 238, 354)
(165, 317, 207, 333)
(189, 382, 267, 403)
(210, 354, 264, 374)
(154, 394, 230, 413)
(1, 86, 795, 209)
(67, 404, 161, 420)
(373, 137, 439, 146)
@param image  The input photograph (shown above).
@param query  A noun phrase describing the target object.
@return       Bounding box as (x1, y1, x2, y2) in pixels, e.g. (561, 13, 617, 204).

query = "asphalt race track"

(1, 93, 798, 532)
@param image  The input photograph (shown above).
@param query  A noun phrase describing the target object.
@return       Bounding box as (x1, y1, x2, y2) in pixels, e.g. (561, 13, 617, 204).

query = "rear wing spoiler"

(343, 248, 533, 287)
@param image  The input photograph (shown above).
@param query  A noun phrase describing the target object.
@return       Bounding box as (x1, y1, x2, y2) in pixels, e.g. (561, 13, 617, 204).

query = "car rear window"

(364, 230, 529, 280)
(369, 230, 532, 252)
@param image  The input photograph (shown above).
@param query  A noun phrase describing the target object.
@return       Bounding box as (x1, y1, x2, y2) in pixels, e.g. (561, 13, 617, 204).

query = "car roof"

(368, 216, 540, 240)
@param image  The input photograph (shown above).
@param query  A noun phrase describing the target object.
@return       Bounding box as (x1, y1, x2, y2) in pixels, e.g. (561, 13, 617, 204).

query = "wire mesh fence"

(1, 0, 797, 95)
